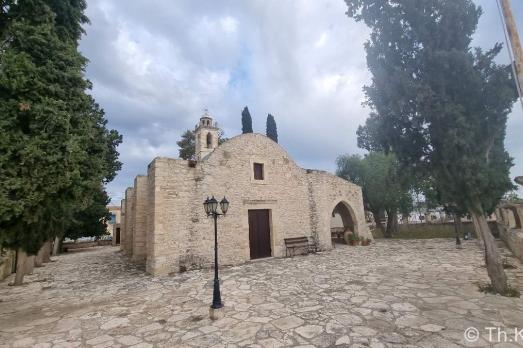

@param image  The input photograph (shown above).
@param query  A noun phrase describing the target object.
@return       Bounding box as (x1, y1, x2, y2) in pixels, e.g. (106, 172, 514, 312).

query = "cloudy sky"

(78, 0, 523, 203)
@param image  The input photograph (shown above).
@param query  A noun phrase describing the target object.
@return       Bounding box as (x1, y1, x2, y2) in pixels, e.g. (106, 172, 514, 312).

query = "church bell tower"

(195, 110, 219, 160)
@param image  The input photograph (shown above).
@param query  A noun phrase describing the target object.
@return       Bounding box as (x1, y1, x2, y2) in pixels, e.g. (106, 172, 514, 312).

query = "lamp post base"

(209, 306, 224, 320)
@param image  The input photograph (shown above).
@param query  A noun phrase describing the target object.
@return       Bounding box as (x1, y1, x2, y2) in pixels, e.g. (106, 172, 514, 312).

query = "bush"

(477, 282, 520, 298)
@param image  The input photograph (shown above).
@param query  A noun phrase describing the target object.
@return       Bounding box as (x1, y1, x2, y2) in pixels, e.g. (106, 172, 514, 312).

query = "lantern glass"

(220, 197, 229, 215)
(203, 197, 210, 215)
(208, 196, 218, 214)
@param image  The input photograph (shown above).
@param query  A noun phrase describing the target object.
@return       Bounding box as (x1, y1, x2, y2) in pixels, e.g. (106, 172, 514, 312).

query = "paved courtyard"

(1, 240, 523, 348)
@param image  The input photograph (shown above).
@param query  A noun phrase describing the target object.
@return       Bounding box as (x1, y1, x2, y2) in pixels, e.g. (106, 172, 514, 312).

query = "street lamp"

(203, 196, 229, 316)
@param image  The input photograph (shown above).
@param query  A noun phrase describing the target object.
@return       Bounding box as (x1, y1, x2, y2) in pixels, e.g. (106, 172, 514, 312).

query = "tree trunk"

(34, 244, 45, 267)
(52, 236, 61, 256)
(470, 207, 508, 294)
(42, 240, 52, 263)
(392, 212, 399, 234)
(454, 214, 462, 248)
(13, 249, 27, 285)
(25, 255, 35, 275)
(384, 211, 396, 238)
(372, 209, 386, 237)
(471, 212, 484, 248)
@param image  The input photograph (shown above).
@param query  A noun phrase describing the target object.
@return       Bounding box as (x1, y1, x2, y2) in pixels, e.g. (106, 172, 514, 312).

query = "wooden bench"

(284, 237, 315, 257)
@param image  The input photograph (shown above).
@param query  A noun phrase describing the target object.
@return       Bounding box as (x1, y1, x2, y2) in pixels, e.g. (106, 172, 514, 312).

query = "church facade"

(119, 113, 370, 276)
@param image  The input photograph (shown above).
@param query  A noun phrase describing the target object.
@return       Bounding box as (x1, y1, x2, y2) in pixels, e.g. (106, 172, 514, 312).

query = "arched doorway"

(330, 201, 357, 245)
(115, 227, 121, 245)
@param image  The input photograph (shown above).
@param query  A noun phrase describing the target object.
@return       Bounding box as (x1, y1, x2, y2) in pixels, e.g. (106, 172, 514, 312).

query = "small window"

(253, 163, 264, 180)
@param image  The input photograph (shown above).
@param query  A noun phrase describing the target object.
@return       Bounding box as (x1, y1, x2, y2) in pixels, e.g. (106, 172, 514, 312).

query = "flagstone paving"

(1, 239, 523, 347)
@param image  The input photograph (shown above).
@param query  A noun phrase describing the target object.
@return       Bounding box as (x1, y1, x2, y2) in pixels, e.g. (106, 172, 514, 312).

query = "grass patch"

(476, 282, 521, 298)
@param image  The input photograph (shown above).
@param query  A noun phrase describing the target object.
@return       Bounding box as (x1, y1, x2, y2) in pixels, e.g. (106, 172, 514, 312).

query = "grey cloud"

(79, 0, 523, 202)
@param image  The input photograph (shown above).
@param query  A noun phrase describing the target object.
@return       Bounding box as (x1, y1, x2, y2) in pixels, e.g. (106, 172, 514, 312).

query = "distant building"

(106, 206, 121, 245)
(119, 112, 370, 276)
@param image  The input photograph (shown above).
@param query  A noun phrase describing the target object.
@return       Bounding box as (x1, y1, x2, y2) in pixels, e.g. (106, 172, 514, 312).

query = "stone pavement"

(1, 240, 523, 348)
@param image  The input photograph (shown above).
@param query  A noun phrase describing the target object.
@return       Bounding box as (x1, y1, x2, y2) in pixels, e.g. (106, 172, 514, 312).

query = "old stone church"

(119, 112, 370, 275)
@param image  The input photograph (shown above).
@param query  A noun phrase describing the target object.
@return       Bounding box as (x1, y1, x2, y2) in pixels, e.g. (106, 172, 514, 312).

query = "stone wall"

(0, 250, 15, 281)
(305, 170, 370, 250)
(496, 203, 523, 262)
(145, 162, 157, 274)
(119, 199, 126, 251)
(122, 133, 368, 276)
(132, 176, 148, 263)
(123, 188, 135, 255)
(145, 157, 200, 275)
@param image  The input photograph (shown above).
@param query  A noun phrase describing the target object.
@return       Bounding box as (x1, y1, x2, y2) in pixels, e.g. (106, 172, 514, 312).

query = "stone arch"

(206, 132, 213, 148)
(330, 201, 358, 244)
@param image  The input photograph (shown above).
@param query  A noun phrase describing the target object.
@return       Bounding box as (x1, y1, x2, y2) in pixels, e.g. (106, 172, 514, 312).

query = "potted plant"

(361, 238, 371, 246)
(347, 233, 361, 246)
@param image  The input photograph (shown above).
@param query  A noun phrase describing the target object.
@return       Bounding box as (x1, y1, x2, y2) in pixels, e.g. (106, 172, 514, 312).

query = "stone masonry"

(1, 240, 523, 347)
(496, 201, 523, 263)
(123, 188, 134, 256)
(132, 175, 148, 262)
(119, 198, 126, 248)
(120, 113, 370, 276)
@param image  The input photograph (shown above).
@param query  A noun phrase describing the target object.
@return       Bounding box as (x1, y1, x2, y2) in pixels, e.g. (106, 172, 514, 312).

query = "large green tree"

(0, 0, 121, 284)
(64, 186, 111, 241)
(336, 152, 412, 237)
(266, 114, 278, 143)
(345, 0, 518, 293)
(241, 106, 253, 134)
(176, 129, 195, 160)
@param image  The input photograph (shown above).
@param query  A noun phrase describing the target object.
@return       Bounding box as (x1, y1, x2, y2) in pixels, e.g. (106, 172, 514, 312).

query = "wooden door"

(248, 209, 271, 259)
(115, 228, 120, 245)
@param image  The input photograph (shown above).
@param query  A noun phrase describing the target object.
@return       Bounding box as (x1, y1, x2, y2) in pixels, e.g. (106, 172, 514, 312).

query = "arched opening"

(206, 132, 213, 148)
(330, 201, 356, 245)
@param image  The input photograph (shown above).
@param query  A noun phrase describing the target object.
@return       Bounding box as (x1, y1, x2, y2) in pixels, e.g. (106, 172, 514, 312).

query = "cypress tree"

(0, 0, 121, 284)
(346, 0, 518, 294)
(266, 114, 278, 143)
(176, 129, 196, 160)
(241, 106, 253, 133)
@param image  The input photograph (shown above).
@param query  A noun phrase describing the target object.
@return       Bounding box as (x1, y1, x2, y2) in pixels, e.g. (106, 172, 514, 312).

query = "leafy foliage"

(177, 129, 195, 160)
(241, 106, 253, 134)
(266, 114, 278, 143)
(64, 186, 111, 240)
(346, 0, 517, 214)
(336, 152, 412, 237)
(345, 0, 518, 293)
(0, 0, 121, 254)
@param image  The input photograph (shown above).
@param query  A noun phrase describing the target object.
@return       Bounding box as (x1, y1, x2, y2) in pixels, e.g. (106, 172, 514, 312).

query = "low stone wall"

(0, 250, 15, 281)
(373, 221, 480, 239)
(498, 224, 523, 262)
(496, 201, 523, 263)
(62, 240, 112, 252)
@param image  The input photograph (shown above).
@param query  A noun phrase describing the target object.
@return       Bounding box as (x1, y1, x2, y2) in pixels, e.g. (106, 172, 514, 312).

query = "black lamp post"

(203, 195, 229, 310)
